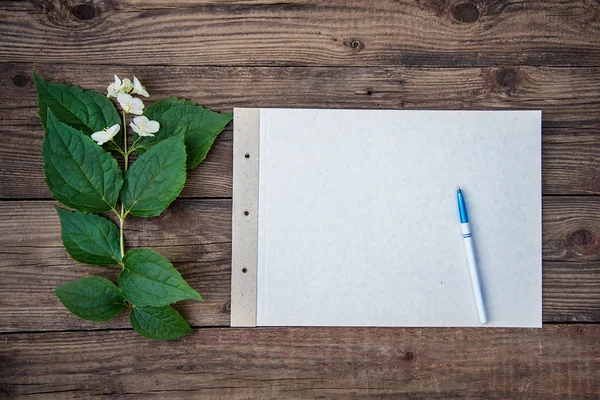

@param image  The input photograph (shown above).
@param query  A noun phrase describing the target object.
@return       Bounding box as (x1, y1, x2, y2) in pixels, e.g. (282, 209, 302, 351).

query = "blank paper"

(239, 108, 541, 328)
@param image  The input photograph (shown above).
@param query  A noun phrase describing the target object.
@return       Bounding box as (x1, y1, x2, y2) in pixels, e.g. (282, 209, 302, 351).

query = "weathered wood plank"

(1, 1, 600, 67)
(1, 198, 599, 333)
(1, 326, 599, 399)
(5, 64, 599, 122)
(543, 196, 600, 262)
(543, 262, 600, 323)
(2, 63, 600, 198)
(0, 200, 233, 332)
(0, 123, 233, 199)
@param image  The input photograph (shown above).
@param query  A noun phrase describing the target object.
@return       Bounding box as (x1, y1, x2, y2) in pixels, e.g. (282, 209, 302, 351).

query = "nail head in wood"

(244, 211, 249, 216)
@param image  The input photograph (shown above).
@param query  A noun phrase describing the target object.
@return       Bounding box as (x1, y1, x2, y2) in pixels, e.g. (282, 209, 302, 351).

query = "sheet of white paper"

(256, 109, 541, 327)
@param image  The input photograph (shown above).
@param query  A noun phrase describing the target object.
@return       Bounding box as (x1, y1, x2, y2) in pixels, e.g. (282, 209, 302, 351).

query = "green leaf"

(137, 97, 232, 169)
(130, 305, 194, 340)
(55, 277, 125, 322)
(119, 248, 203, 307)
(56, 207, 122, 265)
(42, 110, 123, 213)
(121, 135, 186, 217)
(34, 70, 122, 149)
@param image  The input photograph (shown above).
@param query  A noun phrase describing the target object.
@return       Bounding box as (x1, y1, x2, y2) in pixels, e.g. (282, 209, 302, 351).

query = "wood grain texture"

(1, 0, 599, 397)
(1, 198, 599, 333)
(1, 1, 600, 67)
(1, 326, 599, 399)
(2, 63, 600, 198)
(543, 262, 600, 323)
(0, 200, 232, 332)
(543, 196, 600, 262)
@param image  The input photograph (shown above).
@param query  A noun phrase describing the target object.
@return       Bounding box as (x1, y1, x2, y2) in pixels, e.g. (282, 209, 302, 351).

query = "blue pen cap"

(457, 188, 469, 223)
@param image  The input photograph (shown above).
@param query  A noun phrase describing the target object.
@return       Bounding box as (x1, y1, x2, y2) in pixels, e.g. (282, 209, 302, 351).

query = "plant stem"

(109, 140, 126, 156)
(127, 136, 142, 155)
(119, 110, 129, 260)
(122, 111, 128, 171)
(119, 212, 125, 260)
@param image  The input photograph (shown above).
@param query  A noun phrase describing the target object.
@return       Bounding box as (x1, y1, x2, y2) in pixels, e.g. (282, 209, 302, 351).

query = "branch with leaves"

(35, 72, 232, 340)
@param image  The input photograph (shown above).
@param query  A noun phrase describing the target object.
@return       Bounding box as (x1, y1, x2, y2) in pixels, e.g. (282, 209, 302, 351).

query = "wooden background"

(1, 0, 600, 398)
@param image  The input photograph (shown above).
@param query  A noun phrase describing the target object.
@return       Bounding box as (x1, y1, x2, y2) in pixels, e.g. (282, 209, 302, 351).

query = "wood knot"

(344, 38, 365, 52)
(13, 74, 29, 87)
(404, 351, 416, 362)
(496, 67, 518, 89)
(71, 4, 96, 20)
(36, 0, 107, 28)
(568, 229, 596, 247)
(452, 3, 479, 23)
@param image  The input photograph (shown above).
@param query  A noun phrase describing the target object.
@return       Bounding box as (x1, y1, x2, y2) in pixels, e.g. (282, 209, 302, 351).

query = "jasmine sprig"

(35, 71, 232, 340)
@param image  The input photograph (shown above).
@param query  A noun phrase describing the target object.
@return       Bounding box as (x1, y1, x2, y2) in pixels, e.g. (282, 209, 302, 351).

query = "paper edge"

(230, 108, 260, 327)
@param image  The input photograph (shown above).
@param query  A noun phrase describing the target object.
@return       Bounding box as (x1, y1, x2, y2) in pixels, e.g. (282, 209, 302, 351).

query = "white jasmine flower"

(121, 78, 134, 94)
(106, 75, 124, 98)
(130, 116, 160, 137)
(91, 124, 120, 145)
(131, 76, 149, 97)
(106, 75, 135, 98)
(117, 93, 144, 115)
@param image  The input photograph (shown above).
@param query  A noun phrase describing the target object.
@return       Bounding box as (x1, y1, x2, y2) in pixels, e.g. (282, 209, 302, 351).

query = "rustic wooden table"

(1, 1, 599, 398)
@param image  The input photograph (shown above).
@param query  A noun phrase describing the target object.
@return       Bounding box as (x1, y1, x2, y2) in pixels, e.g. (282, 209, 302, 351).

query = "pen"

(457, 186, 488, 324)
